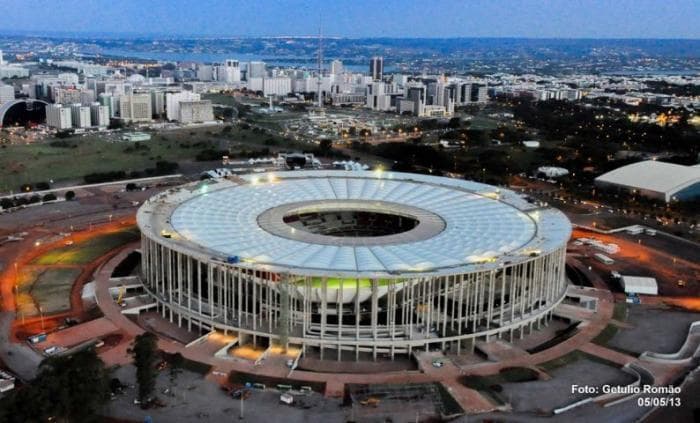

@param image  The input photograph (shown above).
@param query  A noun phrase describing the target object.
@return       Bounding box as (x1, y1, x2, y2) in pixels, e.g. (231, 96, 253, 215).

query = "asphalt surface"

(0, 312, 42, 381)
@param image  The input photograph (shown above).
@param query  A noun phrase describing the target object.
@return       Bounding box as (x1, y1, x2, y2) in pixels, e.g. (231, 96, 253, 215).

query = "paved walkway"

(579, 341, 636, 366)
(92, 247, 693, 414)
(0, 312, 42, 381)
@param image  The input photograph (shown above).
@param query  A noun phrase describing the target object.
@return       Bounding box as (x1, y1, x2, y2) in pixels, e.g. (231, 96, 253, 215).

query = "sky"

(1, 0, 698, 39)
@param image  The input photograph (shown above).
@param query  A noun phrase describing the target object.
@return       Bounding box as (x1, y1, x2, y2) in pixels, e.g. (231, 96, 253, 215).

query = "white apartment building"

(178, 100, 214, 124)
(165, 91, 200, 121)
(90, 103, 110, 127)
(0, 84, 14, 104)
(70, 103, 92, 128)
(247, 61, 266, 79)
(119, 94, 152, 122)
(263, 77, 292, 96)
(46, 104, 72, 130)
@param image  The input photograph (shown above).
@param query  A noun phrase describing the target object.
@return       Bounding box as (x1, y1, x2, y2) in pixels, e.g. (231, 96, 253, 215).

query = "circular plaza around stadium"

(137, 171, 571, 361)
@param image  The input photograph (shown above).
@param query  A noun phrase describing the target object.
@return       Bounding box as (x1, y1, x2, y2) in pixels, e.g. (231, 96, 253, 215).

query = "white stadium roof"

(140, 171, 571, 277)
(595, 161, 700, 202)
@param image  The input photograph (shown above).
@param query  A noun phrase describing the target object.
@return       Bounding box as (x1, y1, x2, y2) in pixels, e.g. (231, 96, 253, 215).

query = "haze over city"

(1, 0, 699, 38)
(0, 1, 698, 423)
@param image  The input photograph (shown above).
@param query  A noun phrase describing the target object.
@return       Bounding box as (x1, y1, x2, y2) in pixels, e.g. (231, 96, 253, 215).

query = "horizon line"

(0, 30, 699, 41)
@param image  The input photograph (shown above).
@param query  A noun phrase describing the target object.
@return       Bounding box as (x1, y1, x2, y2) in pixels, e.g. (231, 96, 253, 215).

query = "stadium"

(137, 170, 571, 361)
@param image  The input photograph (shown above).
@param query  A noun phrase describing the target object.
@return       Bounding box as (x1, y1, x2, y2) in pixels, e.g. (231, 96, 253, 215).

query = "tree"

(65, 190, 76, 201)
(130, 332, 159, 402)
(318, 139, 333, 154)
(0, 349, 110, 423)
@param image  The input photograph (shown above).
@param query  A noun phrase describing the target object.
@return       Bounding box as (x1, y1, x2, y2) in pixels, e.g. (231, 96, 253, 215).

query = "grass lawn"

(17, 267, 81, 316)
(0, 134, 200, 190)
(612, 302, 628, 321)
(460, 367, 540, 390)
(293, 277, 401, 288)
(33, 228, 139, 265)
(0, 125, 298, 190)
(468, 115, 501, 130)
(538, 350, 620, 372)
(591, 324, 619, 347)
(30, 268, 82, 314)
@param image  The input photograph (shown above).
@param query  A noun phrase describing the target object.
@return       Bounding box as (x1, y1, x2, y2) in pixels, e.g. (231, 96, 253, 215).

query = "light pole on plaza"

(39, 306, 45, 330)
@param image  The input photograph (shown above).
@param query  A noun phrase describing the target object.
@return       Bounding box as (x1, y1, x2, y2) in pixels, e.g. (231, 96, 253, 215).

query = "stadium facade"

(137, 171, 571, 360)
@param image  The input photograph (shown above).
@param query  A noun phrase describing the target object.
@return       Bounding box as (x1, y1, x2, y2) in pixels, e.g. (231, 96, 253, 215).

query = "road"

(0, 312, 41, 381)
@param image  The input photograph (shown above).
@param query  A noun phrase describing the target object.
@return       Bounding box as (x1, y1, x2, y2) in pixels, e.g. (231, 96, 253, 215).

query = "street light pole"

(239, 393, 244, 420)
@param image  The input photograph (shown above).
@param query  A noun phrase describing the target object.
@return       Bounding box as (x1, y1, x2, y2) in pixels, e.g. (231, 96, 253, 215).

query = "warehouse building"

(595, 160, 700, 202)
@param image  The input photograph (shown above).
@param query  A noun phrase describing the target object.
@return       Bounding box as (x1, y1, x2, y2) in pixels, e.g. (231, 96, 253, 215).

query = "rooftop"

(595, 160, 700, 199)
(139, 171, 571, 277)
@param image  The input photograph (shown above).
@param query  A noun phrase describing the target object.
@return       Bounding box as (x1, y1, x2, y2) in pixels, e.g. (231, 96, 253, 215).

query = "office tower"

(365, 81, 393, 111)
(178, 100, 214, 123)
(330, 60, 343, 76)
(0, 84, 14, 104)
(119, 94, 152, 122)
(197, 65, 214, 81)
(402, 84, 427, 116)
(370, 56, 383, 81)
(247, 61, 267, 79)
(263, 77, 292, 96)
(165, 91, 200, 121)
(80, 89, 95, 106)
(151, 90, 166, 117)
(220, 59, 241, 83)
(90, 102, 110, 127)
(470, 84, 488, 103)
(46, 104, 73, 129)
(99, 93, 118, 118)
(70, 103, 92, 128)
(52, 87, 82, 105)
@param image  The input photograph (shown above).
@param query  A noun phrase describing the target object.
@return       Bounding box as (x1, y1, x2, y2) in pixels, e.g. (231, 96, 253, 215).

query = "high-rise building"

(247, 61, 266, 79)
(52, 87, 82, 105)
(0, 84, 14, 104)
(90, 102, 110, 127)
(70, 103, 92, 128)
(365, 81, 393, 111)
(370, 56, 383, 81)
(196, 65, 214, 81)
(220, 59, 241, 83)
(398, 84, 426, 116)
(470, 84, 488, 103)
(151, 90, 167, 117)
(80, 89, 95, 106)
(263, 77, 292, 96)
(178, 100, 214, 123)
(165, 91, 200, 121)
(330, 59, 343, 76)
(99, 93, 118, 118)
(46, 104, 73, 130)
(247, 77, 264, 92)
(119, 94, 152, 122)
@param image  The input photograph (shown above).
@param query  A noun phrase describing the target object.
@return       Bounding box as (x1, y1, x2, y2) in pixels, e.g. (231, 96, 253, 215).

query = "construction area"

(346, 383, 463, 421)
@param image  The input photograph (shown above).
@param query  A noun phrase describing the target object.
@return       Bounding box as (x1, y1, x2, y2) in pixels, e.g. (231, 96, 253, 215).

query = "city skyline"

(1, 0, 699, 39)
